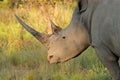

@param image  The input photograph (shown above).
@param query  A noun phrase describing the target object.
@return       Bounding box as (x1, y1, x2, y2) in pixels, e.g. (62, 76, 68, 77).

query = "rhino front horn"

(15, 15, 48, 44)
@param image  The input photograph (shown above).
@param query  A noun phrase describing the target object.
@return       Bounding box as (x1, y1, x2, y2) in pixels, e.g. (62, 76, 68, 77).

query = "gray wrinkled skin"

(15, 0, 120, 80)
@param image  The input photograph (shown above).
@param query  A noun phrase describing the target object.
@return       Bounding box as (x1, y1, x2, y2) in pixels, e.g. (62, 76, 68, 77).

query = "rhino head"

(15, 0, 90, 64)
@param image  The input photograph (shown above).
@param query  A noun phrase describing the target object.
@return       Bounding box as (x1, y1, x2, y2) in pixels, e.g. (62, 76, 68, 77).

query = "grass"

(0, 47, 111, 80)
(0, 1, 112, 80)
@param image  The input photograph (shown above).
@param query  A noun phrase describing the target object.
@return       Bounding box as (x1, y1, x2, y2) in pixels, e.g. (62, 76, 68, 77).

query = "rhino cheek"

(59, 42, 89, 62)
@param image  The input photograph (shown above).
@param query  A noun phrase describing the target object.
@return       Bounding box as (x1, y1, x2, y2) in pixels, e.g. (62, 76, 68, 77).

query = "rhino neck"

(81, 0, 102, 43)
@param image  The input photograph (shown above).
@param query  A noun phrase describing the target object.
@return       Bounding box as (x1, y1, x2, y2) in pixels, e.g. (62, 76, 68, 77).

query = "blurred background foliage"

(0, 0, 77, 9)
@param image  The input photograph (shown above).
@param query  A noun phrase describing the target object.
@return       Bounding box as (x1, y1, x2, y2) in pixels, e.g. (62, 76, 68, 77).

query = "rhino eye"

(62, 36, 66, 39)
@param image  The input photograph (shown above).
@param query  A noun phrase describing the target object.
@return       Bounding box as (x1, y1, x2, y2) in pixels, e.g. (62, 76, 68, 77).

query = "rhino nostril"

(49, 55, 54, 60)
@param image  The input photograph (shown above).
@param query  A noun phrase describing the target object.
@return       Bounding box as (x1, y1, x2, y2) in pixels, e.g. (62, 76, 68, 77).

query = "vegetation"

(0, 0, 111, 80)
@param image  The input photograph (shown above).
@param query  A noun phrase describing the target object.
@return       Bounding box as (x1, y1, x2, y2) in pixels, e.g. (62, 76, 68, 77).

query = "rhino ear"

(78, 0, 88, 13)
(50, 20, 62, 34)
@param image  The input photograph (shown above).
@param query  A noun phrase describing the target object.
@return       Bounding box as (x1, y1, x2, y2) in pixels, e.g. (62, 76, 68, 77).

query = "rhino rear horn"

(50, 20, 62, 34)
(15, 15, 48, 44)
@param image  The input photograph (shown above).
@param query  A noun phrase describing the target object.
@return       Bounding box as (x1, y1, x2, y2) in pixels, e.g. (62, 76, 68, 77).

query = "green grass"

(0, 47, 111, 80)
(0, 2, 112, 80)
